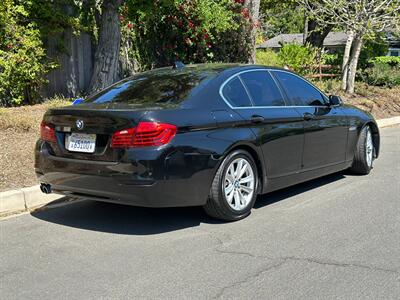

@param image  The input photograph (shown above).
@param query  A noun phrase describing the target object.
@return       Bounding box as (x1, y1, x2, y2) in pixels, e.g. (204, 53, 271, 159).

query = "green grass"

(44, 95, 73, 108)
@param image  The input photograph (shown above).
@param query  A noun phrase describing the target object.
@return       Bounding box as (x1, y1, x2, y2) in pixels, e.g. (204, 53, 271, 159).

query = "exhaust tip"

(40, 183, 52, 194)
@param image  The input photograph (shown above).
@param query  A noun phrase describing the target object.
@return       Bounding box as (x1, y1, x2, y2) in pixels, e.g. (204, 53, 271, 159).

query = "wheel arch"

(218, 143, 265, 195)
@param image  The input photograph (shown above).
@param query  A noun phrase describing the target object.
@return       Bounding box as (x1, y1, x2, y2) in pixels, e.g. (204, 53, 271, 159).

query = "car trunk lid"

(43, 105, 147, 161)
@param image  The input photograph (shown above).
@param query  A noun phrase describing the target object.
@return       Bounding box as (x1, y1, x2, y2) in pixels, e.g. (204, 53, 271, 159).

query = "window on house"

(389, 50, 399, 57)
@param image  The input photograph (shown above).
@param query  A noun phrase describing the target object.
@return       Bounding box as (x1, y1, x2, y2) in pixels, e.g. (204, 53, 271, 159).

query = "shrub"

(0, 1, 56, 106)
(321, 52, 341, 66)
(369, 56, 400, 67)
(256, 45, 319, 74)
(313, 79, 342, 94)
(277, 43, 317, 75)
(363, 63, 400, 87)
(358, 35, 389, 69)
(255, 49, 283, 67)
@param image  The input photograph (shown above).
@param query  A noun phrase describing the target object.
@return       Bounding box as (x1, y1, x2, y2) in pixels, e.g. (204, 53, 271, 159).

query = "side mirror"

(329, 95, 342, 106)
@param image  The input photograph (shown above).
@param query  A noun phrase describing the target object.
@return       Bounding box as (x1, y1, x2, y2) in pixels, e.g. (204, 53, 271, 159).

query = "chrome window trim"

(219, 68, 330, 109)
(219, 69, 264, 108)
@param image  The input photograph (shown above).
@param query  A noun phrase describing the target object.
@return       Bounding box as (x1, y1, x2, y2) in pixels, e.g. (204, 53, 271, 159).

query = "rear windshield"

(84, 68, 217, 107)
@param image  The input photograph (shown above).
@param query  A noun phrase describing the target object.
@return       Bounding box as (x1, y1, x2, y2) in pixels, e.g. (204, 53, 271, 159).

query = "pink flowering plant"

(121, 0, 253, 69)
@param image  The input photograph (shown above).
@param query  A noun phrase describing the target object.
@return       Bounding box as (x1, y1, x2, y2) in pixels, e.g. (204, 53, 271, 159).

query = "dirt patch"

(314, 81, 400, 119)
(0, 128, 39, 191)
(0, 89, 399, 192)
(0, 100, 70, 191)
(340, 85, 400, 119)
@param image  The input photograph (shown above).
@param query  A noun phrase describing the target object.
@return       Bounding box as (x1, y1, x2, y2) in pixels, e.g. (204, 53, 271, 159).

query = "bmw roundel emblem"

(76, 119, 84, 130)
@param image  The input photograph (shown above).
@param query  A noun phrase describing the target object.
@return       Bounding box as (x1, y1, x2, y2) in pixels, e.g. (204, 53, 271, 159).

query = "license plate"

(65, 133, 96, 153)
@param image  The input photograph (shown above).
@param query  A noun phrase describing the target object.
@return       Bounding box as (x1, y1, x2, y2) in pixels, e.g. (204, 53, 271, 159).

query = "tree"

(260, 0, 303, 38)
(302, 1, 334, 48)
(260, 0, 333, 48)
(301, 0, 400, 94)
(305, 19, 333, 48)
(244, 0, 261, 63)
(89, 0, 124, 93)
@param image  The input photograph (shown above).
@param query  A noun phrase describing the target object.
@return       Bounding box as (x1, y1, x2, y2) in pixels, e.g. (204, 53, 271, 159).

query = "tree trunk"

(303, 10, 308, 45)
(245, 0, 260, 64)
(89, 0, 123, 94)
(305, 19, 333, 48)
(341, 30, 354, 91)
(345, 36, 363, 94)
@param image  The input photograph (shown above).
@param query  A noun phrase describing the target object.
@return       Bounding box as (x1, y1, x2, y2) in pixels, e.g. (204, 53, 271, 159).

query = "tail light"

(40, 121, 56, 142)
(111, 122, 177, 148)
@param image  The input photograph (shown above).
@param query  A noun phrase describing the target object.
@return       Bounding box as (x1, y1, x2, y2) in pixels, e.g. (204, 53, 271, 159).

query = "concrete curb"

(1, 116, 399, 218)
(376, 116, 400, 128)
(0, 185, 62, 217)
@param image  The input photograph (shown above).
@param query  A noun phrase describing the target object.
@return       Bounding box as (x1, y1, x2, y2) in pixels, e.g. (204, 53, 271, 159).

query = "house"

(258, 31, 400, 56)
(257, 32, 347, 53)
(386, 32, 400, 56)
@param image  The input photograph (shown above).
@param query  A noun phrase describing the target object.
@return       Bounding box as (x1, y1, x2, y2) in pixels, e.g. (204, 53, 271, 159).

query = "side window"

(272, 71, 326, 106)
(240, 71, 285, 106)
(222, 77, 252, 107)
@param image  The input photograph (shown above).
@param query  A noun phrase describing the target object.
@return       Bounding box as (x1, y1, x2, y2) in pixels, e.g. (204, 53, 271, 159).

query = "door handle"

(250, 115, 265, 123)
(303, 112, 315, 121)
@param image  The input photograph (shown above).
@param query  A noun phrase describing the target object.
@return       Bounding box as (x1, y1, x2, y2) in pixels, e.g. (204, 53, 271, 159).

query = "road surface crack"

(203, 232, 400, 298)
(216, 247, 400, 276)
(213, 259, 288, 299)
(281, 256, 400, 276)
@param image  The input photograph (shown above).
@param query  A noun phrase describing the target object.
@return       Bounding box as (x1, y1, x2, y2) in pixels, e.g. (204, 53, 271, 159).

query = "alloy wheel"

(366, 128, 374, 167)
(223, 158, 255, 211)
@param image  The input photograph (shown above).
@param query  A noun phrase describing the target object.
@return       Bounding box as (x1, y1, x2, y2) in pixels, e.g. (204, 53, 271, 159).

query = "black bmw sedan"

(35, 63, 379, 221)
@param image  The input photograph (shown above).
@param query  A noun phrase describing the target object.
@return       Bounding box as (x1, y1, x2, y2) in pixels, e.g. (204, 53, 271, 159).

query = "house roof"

(258, 32, 348, 49)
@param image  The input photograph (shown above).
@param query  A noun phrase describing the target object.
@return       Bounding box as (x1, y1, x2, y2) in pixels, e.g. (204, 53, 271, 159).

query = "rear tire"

(350, 125, 374, 175)
(203, 150, 258, 221)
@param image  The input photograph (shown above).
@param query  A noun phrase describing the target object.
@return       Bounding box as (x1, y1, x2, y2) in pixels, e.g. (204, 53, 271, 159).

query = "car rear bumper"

(35, 141, 217, 207)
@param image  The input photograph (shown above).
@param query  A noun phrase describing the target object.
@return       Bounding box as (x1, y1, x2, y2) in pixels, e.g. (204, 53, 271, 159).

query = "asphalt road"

(1, 127, 399, 299)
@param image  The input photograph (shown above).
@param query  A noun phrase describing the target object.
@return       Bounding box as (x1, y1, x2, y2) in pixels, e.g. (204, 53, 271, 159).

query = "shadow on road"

(31, 172, 346, 235)
(255, 172, 346, 209)
(32, 200, 215, 235)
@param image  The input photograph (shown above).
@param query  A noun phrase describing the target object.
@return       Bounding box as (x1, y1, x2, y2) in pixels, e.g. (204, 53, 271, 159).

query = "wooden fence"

(305, 64, 340, 80)
(41, 29, 94, 99)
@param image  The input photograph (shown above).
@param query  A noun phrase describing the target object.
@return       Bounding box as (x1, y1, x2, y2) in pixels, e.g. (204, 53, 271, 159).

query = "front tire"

(203, 150, 258, 221)
(350, 126, 374, 175)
